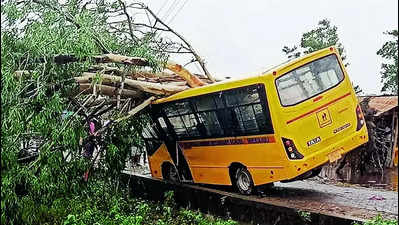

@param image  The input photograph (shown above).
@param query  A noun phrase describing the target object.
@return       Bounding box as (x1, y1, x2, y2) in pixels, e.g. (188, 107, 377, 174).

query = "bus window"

(238, 105, 259, 132)
(198, 111, 224, 136)
(194, 95, 224, 137)
(276, 54, 344, 106)
(181, 114, 200, 136)
(164, 100, 201, 138)
(223, 85, 270, 135)
(158, 117, 168, 132)
(141, 118, 162, 156)
(168, 117, 188, 137)
(162, 84, 274, 139)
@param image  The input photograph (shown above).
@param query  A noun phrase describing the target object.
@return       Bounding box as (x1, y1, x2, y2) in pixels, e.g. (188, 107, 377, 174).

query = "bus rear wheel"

(234, 167, 254, 195)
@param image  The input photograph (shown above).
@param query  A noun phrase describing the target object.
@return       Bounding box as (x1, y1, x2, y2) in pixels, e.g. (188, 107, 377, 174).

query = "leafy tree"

(0, 0, 209, 224)
(1, 1, 148, 223)
(282, 19, 348, 66)
(282, 18, 364, 94)
(1, 0, 229, 223)
(377, 30, 398, 94)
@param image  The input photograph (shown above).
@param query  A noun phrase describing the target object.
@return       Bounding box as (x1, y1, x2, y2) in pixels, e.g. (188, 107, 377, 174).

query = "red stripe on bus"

(286, 92, 351, 124)
(313, 95, 323, 102)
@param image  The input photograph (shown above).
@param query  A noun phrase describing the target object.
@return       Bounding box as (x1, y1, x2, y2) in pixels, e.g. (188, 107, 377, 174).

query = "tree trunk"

(93, 53, 148, 66)
(79, 83, 142, 98)
(75, 73, 188, 95)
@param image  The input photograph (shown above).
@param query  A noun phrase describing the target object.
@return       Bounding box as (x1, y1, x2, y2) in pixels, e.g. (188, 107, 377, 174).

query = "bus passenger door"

(152, 109, 193, 182)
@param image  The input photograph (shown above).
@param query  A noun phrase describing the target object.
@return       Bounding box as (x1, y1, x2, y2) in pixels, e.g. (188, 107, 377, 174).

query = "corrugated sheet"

(358, 96, 398, 116)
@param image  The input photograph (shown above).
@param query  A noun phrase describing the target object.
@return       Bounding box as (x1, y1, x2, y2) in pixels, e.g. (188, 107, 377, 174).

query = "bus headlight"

(282, 137, 304, 160)
(356, 105, 365, 131)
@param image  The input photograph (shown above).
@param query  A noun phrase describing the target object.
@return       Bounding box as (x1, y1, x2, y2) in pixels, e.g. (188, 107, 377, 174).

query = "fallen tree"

(1, 0, 216, 224)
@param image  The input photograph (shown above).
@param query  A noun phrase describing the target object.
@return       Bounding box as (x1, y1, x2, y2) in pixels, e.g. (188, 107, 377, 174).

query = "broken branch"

(75, 73, 188, 95)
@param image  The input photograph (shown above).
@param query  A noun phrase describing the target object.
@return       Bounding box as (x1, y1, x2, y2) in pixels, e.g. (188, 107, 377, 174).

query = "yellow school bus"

(141, 46, 368, 194)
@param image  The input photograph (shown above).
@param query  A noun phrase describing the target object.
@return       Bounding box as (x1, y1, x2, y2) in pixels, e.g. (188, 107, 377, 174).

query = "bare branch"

(132, 23, 170, 32)
(136, 3, 215, 82)
(117, 0, 137, 43)
(114, 96, 155, 123)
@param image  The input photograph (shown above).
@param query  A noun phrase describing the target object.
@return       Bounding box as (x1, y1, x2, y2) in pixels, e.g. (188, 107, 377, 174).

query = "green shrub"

(354, 215, 398, 225)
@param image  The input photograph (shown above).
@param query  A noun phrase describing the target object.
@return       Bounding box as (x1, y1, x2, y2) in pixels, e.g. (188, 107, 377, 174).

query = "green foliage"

(59, 186, 236, 225)
(281, 18, 365, 93)
(298, 210, 311, 223)
(282, 19, 348, 67)
(353, 215, 398, 225)
(1, 1, 235, 224)
(376, 30, 398, 94)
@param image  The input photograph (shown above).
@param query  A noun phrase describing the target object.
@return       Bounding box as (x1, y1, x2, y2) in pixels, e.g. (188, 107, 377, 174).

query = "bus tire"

(234, 167, 254, 195)
(162, 163, 180, 182)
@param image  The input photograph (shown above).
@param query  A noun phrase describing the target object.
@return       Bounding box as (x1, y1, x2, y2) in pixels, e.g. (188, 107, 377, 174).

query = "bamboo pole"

(79, 83, 142, 98)
(93, 53, 148, 66)
(115, 96, 155, 122)
(75, 73, 188, 95)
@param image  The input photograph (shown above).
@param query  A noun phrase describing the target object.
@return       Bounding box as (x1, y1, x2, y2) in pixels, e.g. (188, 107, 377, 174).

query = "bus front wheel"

(234, 167, 254, 195)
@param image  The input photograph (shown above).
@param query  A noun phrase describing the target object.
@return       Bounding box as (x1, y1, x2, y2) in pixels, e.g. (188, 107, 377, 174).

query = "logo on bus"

(307, 136, 321, 147)
(316, 108, 332, 128)
(333, 123, 351, 134)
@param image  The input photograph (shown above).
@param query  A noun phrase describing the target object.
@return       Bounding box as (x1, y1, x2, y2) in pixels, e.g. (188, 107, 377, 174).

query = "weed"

(353, 215, 398, 225)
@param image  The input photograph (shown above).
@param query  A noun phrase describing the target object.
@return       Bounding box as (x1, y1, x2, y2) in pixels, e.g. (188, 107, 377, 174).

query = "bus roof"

(153, 46, 337, 104)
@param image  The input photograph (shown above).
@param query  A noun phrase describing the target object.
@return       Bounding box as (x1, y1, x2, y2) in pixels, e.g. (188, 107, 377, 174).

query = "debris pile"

(73, 54, 213, 99)
(15, 53, 216, 164)
(360, 96, 398, 170)
(15, 53, 215, 121)
(335, 96, 398, 174)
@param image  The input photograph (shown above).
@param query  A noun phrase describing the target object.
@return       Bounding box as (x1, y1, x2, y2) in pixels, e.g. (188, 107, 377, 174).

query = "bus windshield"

(276, 54, 344, 106)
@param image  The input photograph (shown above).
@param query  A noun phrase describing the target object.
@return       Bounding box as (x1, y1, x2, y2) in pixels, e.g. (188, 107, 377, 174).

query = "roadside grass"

(59, 187, 237, 225)
(354, 215, 398, 225)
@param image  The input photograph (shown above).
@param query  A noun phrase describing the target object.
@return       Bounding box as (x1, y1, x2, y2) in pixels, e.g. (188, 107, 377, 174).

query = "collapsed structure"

(359, 95, 398, 168)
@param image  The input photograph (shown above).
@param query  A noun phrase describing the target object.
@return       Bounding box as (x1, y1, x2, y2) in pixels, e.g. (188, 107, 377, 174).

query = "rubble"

(335, 95, 398, 175)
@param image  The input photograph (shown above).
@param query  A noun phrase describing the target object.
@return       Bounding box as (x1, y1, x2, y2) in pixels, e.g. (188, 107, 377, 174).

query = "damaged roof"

(358, 95, 398, 116)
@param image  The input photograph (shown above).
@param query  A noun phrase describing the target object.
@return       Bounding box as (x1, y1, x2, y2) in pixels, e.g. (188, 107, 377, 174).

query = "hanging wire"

(161, 0, 178, 22)
(167, 0, 188, 24)
(156, 0, 170, 16)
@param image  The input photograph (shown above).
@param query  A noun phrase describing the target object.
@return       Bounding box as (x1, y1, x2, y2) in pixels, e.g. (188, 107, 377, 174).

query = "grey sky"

(142, 0, 398, 95)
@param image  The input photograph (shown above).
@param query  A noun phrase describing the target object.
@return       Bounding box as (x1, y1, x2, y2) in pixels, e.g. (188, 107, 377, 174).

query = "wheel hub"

(237, 171, 250, 191)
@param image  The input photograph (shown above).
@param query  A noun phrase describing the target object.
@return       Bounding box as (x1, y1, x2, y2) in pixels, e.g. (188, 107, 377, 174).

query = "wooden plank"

(389, 110, 398, 167)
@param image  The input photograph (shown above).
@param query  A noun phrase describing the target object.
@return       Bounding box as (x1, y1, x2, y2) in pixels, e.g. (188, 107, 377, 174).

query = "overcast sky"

(141, 0, 398, 95)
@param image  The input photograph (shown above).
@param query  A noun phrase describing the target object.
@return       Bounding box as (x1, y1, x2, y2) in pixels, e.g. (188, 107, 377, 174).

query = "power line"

(156, 0, 170, 16)
(162, 0, 178, 22)
(168, 0, 188, 24)
(150, 0, 178, 41)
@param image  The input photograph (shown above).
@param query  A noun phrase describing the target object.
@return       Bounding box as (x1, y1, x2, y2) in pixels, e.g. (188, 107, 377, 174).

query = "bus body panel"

(148, 143, 174, 179)
(179, 134, 286, 185)
(273, 50, 359, 154)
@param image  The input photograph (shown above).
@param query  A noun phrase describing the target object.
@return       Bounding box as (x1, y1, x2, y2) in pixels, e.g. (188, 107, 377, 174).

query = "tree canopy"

(281, 19, 363, 94)
(377, 30, 398, 94)
(282, 19, 348, 65)
(0, 0, 214, 224)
